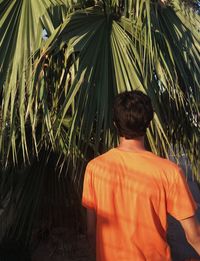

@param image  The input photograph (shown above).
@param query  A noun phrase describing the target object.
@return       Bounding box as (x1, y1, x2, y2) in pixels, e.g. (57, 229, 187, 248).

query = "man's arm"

(180, 215, 200, 255)
(87, 208, 96, 256)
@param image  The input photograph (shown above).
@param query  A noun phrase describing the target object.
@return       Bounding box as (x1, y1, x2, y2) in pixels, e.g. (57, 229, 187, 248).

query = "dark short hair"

(113, 91, 153, 139)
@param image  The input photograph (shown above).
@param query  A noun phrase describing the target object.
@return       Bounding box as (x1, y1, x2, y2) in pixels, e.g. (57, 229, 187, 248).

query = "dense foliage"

(0, 0, 199, 247)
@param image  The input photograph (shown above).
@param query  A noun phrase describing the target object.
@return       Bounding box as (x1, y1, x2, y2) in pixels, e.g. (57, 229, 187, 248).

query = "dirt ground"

(32, 234, 94, 261)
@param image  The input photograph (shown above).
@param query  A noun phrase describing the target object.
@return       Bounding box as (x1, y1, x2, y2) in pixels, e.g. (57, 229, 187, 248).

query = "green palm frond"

(0, 0, 199, 250)
(1, 0, 199, 178)
(28, 2, 199, 183)
(0, 0, 70, 164)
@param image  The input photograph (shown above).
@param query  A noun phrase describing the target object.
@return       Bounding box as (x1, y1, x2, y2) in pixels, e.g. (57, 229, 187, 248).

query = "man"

(82, 91, 200, 261)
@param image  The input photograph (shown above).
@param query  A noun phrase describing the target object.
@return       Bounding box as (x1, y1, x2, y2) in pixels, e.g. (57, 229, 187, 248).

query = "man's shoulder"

(87, 149, 181, 177)
(87, 148, 116, 168)
(135, 152, 181, 181)
(152, 153, 180, 168)
(150, 153, 183, 181)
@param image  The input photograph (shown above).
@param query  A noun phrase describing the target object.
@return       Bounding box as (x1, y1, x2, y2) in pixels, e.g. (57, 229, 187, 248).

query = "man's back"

(82, 148, 196, 261)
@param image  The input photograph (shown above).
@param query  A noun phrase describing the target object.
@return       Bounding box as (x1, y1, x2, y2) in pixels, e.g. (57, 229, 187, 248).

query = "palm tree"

(0, 0, 199, 251)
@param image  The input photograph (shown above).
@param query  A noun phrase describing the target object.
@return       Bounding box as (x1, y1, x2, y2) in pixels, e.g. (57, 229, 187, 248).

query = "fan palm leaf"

(28, 2, 199, 185)
(0, 0, 199, 250)
(0, 0, 70, 164)
(0, 0, 199, 177)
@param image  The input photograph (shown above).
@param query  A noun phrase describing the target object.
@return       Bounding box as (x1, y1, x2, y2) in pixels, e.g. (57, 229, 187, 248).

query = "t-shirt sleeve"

(167, 167, 197, 220)
(82, 162, 96, 210)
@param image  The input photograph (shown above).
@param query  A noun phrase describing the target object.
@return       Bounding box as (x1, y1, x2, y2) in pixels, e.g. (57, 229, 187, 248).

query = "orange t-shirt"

(82, 148, 197, 261)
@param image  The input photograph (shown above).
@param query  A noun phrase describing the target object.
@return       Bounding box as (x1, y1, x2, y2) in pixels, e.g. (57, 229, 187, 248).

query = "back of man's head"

(113, 90, 153, 139)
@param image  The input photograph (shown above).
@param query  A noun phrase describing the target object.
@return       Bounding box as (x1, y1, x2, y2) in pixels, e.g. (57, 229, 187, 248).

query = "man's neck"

(117, 136, 146, 152)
